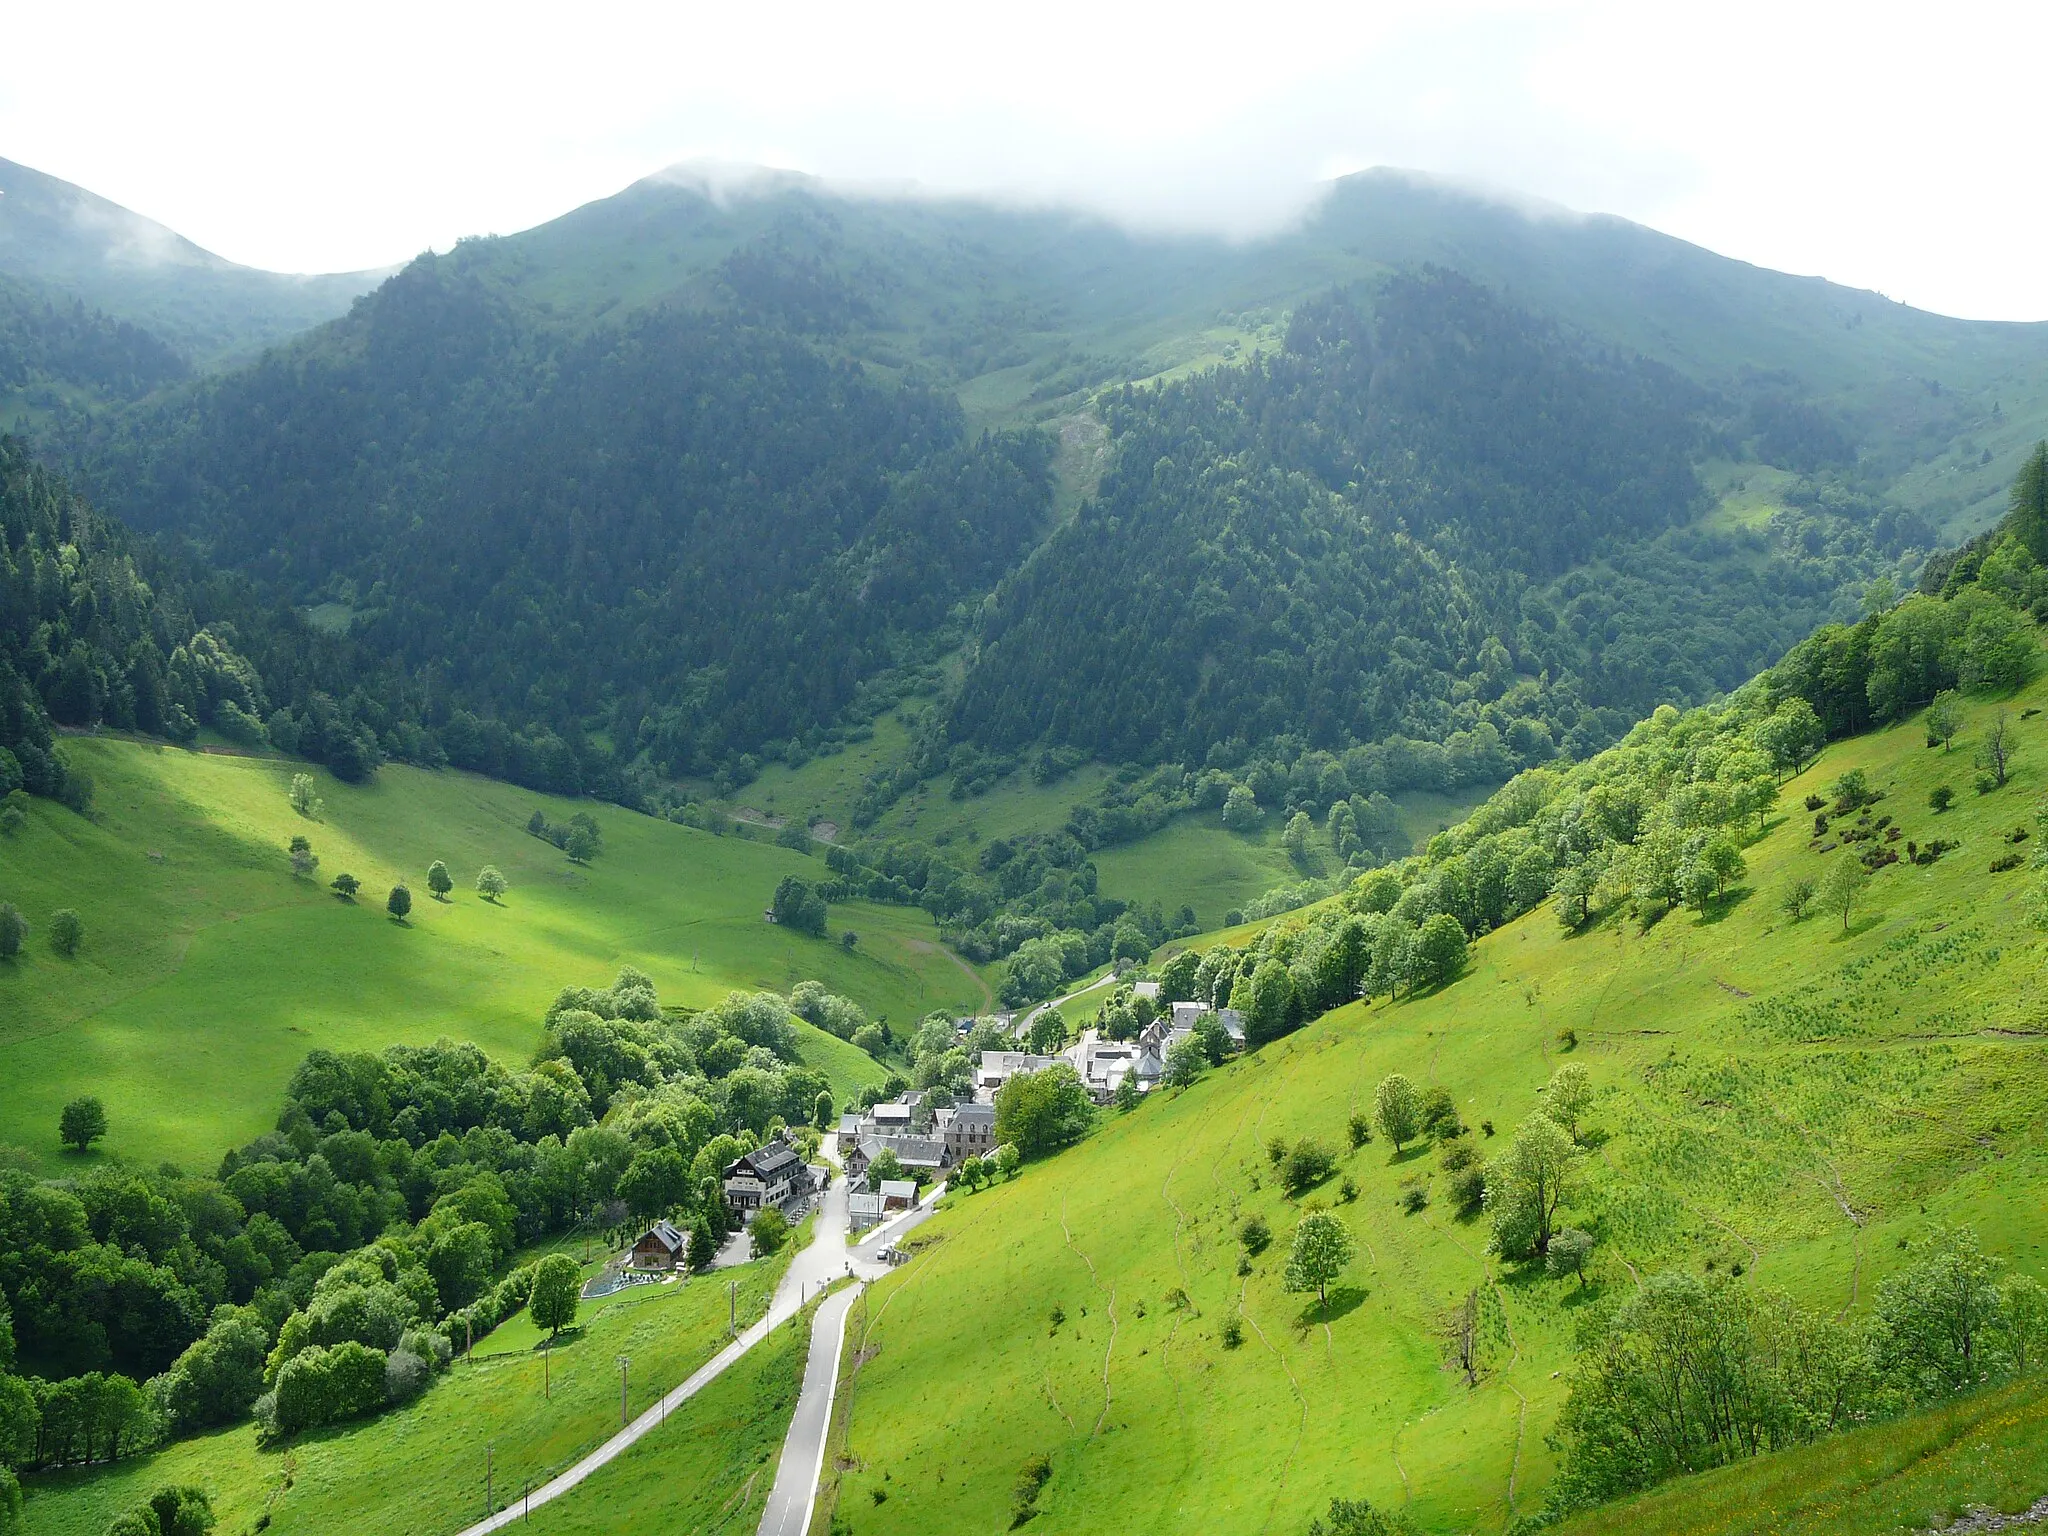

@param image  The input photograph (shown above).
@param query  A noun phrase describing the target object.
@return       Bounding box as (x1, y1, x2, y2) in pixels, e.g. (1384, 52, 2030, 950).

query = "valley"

(0, 736, 966, 1172)
(5, 138, 2048, 1536)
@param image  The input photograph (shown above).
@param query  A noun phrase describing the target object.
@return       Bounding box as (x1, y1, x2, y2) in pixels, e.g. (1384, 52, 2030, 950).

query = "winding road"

(449, 1138, 941, 1536)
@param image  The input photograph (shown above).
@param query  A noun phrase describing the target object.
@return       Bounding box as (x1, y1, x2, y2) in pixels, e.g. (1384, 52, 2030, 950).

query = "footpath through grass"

(0, 738, 986, 1170)
(18, 1248, 792, 1536)
(825, 681, 2048, 1535)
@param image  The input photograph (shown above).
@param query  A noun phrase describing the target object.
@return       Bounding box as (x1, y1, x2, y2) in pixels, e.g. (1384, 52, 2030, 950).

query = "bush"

(47, 908, 83, 956)
(749, 1206, 789, 1257)
(1930, 784, 1956, 812)
(1239, 1214, 1271, 1254)
(1346, 1112, 1372, 1149)
(1280, 1138, 1337, 1196)
(1220, 1316, 1244, 1349)
(384, 1348, 431, 1404)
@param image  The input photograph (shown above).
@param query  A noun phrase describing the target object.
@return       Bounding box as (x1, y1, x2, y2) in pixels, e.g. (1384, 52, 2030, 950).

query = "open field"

(822, 680, 2048, 1534)
(0, 738, 988, 1170)
(17, 1247, 793, 1536)
(516, 1309, 808, 1536)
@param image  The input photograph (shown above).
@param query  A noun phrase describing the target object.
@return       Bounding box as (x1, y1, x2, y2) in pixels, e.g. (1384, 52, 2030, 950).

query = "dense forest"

(0, 277, 188, 407)
(66, 251, 1054, 795)
(951, 273, 1932, 767)
(9, 254, 1936, 821)
(0, 437, 450, 805)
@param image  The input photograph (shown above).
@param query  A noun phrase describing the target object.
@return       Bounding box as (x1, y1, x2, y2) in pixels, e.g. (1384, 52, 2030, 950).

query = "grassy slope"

(823, 681, 2048, 1535)
(729, 722, 1495, 936)
(1554, 1373, 2048, 1536)
(17, 1248, 792, 1536)
(515, 1307, 808, 1536)
(0, 738, 990, 1170)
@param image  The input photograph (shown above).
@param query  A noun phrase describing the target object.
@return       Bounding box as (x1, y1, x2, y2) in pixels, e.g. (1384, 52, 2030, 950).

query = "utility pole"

(617, 1355, 631, 1426)
(729, 1279, 738, 1337)
(484, 1443, 494, 1516)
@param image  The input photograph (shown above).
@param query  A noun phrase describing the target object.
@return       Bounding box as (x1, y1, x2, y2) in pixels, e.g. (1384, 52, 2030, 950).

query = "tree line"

(0, 966, 870, 1487)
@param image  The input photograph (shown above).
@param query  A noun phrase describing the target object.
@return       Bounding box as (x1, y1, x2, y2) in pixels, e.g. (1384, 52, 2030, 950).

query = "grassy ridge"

(0, 738, 988, 1170)
(822, 680, 2048, 1534)
(16, 1247, 792, 1536)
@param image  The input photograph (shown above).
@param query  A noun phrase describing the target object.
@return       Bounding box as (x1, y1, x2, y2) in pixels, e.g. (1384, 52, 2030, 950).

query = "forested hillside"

(14, 159, 2048, 824)
(69, 252, 1055, 791)
(953, 274, 1930, 765)
(821, 476, 2048, 1536)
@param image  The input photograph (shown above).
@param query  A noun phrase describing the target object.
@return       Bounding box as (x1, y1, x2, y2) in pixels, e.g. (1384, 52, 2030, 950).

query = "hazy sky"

(7, 0, 2044, 320)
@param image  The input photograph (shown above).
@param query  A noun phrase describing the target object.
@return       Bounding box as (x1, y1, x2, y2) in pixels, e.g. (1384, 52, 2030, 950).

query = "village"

(604, 987, 1248, 1276)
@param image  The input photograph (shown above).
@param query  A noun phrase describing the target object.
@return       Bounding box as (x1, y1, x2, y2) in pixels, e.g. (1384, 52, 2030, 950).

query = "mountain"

(437, 163, 2048, 534)
(0, 157, 384, 367)
(27, 163, 2048, 809)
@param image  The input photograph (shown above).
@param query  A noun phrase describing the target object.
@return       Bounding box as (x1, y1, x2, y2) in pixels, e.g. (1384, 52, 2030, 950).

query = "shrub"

(1221, 1316, 1244, 1349)
(1346, 1112, 1372, 1149)
(385, 1348, 431, 1404)
(48, 907, 83, 956)
(1281, 1138, 1337, 1196)
(1930, 784, 1956, 812)
(1239, 1214, 1271, 1255)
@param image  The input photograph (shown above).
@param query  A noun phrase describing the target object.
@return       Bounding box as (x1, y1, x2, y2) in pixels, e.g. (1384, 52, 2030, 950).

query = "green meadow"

(16, 1247, 794, 1536)
(821, 680, 2048, 1534)
(0, 737, 991, 1171)
(1554, 1373, 2048, 1536)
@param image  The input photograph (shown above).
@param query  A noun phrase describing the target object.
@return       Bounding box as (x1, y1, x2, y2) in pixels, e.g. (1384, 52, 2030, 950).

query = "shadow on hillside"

(1830, 912, 1886, 942)
(1297, 1285, 1368, 1331)
(1693, 887, 1755, 926)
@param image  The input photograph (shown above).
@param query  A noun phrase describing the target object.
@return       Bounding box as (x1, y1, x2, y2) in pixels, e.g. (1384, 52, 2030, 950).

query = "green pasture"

(824, 680, 2048, 1534)
(18, 1248, 792, 1536)
(1555, 1374, 2048, 1536)
(0, 738, 988, 1170)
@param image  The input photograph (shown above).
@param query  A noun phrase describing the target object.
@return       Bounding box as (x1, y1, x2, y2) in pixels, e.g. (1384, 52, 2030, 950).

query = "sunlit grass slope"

(0, 738, 988, 1170)
(17, 1245, 793, 1536)
(1554, 1373, 2048, 1536)
(824, 683, 2048, 1535)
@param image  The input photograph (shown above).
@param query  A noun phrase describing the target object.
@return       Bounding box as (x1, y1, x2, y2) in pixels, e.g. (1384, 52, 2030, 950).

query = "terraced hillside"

(821, 676, 2048, 1534)
(0, 737, 985, 1170)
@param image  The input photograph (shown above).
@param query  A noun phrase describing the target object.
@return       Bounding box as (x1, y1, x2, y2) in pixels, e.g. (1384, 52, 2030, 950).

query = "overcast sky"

(6, 0, 2044, 320)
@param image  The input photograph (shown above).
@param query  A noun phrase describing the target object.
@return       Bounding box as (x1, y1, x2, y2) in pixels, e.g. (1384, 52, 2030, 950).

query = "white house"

(976, 1050, 1054, 1102)
(722, 1141, 807, 1213)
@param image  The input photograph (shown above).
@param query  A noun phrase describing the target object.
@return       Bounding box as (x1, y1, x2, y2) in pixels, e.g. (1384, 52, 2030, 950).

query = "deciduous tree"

(529, 1253, 581, 1340)
(1816, 855, 1867, 934)
(1373, 1073, 1421, 1152)
(59, 1095, 107, 1153)
(1284, 1210, 1355, 1310)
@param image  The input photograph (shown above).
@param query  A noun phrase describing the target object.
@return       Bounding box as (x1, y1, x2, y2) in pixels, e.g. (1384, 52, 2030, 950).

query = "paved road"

(450, 1139, 945, 1536)
(754, 1284, 859, 1536)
